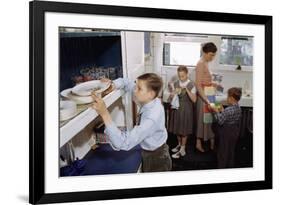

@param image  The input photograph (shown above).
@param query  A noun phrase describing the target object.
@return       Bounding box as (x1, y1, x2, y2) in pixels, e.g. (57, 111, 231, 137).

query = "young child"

(92, 73, 172, 172)
(212, 87, 242, 168)
(168, 66, 197, 159)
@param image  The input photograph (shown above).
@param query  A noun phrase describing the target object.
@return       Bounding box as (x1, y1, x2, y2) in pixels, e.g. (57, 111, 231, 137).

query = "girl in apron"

(168, 66, 197, 158)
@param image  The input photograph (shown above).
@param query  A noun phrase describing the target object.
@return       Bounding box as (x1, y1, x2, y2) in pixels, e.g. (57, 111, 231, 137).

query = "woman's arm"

(195, 64, 209, 104)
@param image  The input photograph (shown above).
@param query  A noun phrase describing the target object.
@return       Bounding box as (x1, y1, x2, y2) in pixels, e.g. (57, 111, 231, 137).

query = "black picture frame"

(29, 0, 272, 204)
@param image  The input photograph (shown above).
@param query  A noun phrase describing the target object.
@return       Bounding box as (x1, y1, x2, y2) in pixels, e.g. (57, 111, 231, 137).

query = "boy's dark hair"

(137, 73, 163, 98)
(177, 65, 188, 73)
(228, 87, 242, 101)
(202, 42, 217, 53)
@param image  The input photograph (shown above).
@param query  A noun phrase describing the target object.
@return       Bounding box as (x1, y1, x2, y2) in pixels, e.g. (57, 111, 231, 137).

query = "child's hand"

(168, 82, 174, 92)
(185, 87, 190, 94)
(218, 106, 224, 112)
(208, 103, 218, 113)
(92, 92, 109, 117)
(212, 107, 220, 113)
(175, 88, 181, 94)
(169, 93, 175, 99)
(100, 78, 115, 91)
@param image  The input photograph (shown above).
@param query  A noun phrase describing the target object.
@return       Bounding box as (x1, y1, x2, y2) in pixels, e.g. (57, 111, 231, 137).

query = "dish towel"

(171, 94, 179, 109)
(203, 84, 216, 123)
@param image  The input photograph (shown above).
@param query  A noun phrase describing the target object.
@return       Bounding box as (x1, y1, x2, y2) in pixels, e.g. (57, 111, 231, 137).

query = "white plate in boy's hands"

(71, 80, 110, 97)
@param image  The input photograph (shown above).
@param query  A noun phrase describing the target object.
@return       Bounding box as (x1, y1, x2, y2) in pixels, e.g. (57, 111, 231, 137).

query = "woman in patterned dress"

(195, 42, 218, 152)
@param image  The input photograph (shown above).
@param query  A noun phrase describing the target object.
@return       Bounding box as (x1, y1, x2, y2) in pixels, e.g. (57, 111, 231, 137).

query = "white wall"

(0, 0, 280, 205)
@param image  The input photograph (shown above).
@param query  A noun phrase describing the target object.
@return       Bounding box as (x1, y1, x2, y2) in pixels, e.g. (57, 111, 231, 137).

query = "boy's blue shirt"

(104, 78, 167, 151)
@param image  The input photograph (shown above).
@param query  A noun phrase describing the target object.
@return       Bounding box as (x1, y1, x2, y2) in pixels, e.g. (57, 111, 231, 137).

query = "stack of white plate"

(60, 100, 77, 121)
(60, 80, 110, 104)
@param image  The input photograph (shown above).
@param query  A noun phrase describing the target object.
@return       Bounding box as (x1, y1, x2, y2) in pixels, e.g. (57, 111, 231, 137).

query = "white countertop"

(215, 94, 252, 107)
(60, 89, 125, 148)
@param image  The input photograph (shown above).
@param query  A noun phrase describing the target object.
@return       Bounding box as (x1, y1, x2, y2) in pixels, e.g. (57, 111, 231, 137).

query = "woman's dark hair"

(228, 87, 242, 101)
(137, 73, 163, 98)
(177, 65, 188, 73)
(202, 42, 217, 53)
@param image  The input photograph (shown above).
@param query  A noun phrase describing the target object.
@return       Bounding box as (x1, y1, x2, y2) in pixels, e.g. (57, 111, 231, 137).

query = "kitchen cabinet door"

(121, 31, 145, 130)
(121, 31, 145, 79)
(60, 31, 145, 160)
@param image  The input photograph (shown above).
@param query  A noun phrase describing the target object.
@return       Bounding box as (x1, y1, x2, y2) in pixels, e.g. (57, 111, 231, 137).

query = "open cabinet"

(59, 30, 145, 164)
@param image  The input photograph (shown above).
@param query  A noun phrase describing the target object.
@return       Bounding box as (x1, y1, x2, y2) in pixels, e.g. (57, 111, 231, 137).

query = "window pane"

(220, 38, 253, 66)
(144, 32, 151, 55)
(164, 42, 201, 66)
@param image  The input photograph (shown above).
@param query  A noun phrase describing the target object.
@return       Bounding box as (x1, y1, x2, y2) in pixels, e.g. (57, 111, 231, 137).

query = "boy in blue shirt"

(212, 87, 242, 168)
(92, 73, 172, 172)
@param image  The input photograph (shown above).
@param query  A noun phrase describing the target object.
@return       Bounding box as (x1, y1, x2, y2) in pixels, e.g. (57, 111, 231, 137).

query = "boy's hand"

(100, 77, 116, 91)
(212, 107, 220, 113)
(219, 106, 224, 112)
(91, 92, 109, 117)
(210, 104, 224, 113)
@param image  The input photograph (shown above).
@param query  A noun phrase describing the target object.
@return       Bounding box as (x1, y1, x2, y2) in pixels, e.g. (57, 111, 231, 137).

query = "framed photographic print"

(29, 0, 272, 204)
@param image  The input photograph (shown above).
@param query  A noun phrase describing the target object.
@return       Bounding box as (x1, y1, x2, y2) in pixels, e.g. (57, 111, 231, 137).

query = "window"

(163, 41, 202, 66)
(144, 32, 151, 56)
(220, 37, 253, 66)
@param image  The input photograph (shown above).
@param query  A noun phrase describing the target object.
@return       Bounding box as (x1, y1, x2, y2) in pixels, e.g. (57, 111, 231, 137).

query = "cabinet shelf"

(60, 89, 125, 148)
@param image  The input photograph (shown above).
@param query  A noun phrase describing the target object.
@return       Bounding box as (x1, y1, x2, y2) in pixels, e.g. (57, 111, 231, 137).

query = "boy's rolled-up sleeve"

(113, 78, 135, 93)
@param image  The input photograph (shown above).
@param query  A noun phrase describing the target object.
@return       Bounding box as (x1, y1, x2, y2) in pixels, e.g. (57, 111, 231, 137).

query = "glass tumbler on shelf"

(80, 67, 93, 82)
(117, 66, 123, 78)
(71, 73, 84, 85)
(109, 67, 117, 80)
(105, 68, 110, 79)
(90, 67, 97, 80)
